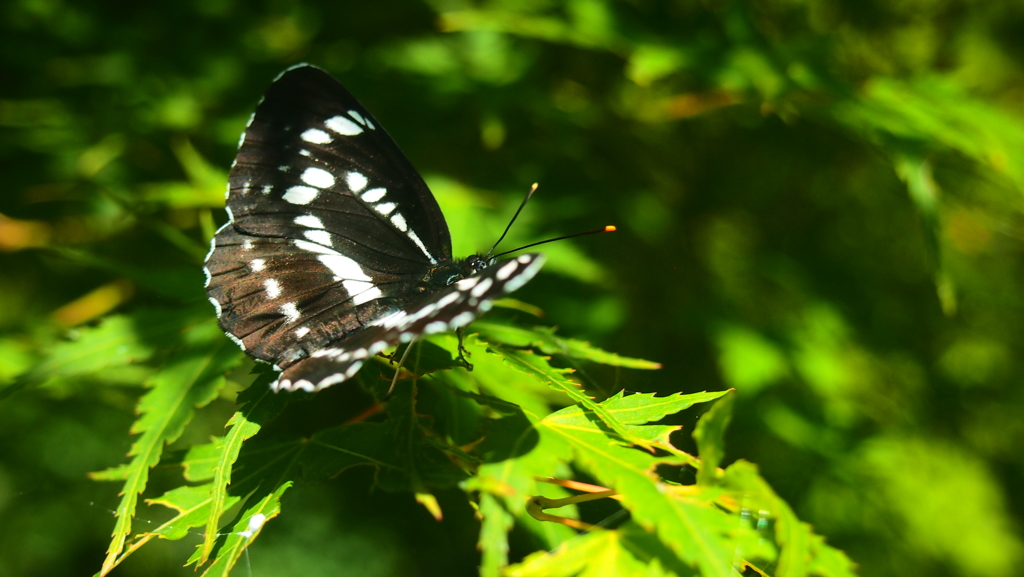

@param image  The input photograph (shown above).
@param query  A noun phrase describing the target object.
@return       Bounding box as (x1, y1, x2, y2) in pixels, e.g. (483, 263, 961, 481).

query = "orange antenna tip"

(605, 225, 616, 232)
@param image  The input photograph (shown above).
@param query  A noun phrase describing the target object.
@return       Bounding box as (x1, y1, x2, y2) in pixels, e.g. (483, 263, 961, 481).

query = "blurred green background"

(2, 0, 1024, 575)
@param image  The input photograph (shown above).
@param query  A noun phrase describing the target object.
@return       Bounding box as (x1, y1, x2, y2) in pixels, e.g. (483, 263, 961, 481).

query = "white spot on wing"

(405, 230, 437, 264)
(471, 277, 493, 298)
(280, 302, 300, 323)
(283, 185, 318, 205)
(372, 310, 407, 329)
(344, 361, 363, 378)
(346, 171, 368, 192)
(208, 296, 222, 318)
(301, 128, 332, 144)
(503, 254, 545, 293)
(315, 373, 349, 390)
(294, 215, 325, 229)
(390, 214, 407, 231)
(261, 185, 273, 195)
(455, 277, 478, 291)
(496, 260, 518, 280)
(295, 326, 310, 338)
(250, 258, 265, 272)
(424, 320, 448, 333)
(361, 187, 386, 202)
(437, 292, 461, 309)
(301, 167, 335, 189)
(373, 202, 396, 216)
(304, 229, 333, 246)
(344, 280, 382, 305)
(295, 239, 341, 256)
(449, 311, 475, 329)
(348, 109, 367, 125)
(242, 239, 254, 251)
(326, 115, 363, 136)
(264, 278, 281, 299)
(318, 254, 371, 281)
(293, 379, 315, 392)
(203, 266, 212, 287)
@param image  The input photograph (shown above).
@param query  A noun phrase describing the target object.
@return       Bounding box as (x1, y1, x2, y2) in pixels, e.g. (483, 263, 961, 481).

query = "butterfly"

(204, 65, 545, 392)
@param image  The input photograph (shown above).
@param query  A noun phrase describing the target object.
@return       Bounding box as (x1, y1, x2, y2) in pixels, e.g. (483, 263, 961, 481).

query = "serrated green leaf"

(553, 390, 729, 455)
(196, 482, 291, 577)
(94, 335, 239, 576)
(28, 308, 203, 383)
(98, 484, 243, 574)
(148, 484, 243, 540)
(432, 332, 561, 417)
(498, 347, 648, 448)
(602, 390, 730, 425)
(182, 438, 222, 482)
(541, 400, 746, 577)
(474, 320, 662, 369)
(508, 527, 679, 577)
(469, 404, 577, 566)
(198, 371, 293, 564)
(693, 391, 735, 486)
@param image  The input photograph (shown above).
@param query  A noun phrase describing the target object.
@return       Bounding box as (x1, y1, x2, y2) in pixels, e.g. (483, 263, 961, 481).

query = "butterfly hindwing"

(205, 224, 412, 363)
(273, 253, 546, 392)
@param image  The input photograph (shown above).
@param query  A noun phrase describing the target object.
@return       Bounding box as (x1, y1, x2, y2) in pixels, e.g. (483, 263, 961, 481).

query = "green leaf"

(438, 333, 560, 417)
(498, 346, 646, 448)
(12, 308, 207, 397)
(478, 492, 514, 577)
(198, 370, 293, 564)
(474, 320, 662, 369)
(722, 460, 856, 577)
(379, 381, 469, 492)
(600, 390, 730, 425)
(507, 527, 680, 577)
(693, 391, 735, 486)
(182, 438, 223, 482)
(197, 482, 292, 577)
(97, 483, 243, 574)
(541, 396, 748, 577)
(93, 332, 240, 576)
(300, 422, 400, 480)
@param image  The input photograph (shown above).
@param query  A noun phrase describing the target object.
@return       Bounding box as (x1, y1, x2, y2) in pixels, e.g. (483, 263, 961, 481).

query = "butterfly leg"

(455, 327, 473, 371)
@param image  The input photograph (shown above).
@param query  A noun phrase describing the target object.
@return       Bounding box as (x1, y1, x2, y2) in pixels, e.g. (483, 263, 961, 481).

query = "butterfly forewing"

(228, 65, 452, 267)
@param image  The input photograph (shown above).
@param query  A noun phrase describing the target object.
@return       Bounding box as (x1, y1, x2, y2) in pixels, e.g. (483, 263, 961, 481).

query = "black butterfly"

(204, 65, 544, 392)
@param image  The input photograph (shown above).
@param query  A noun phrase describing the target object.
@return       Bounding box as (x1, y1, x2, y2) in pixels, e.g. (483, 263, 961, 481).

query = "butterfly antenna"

(491, 225, 616, 259)
(487, 183, 539, 257)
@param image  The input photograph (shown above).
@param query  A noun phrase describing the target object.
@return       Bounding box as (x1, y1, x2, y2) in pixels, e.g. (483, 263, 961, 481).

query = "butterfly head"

(417, 254, 497, 294)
